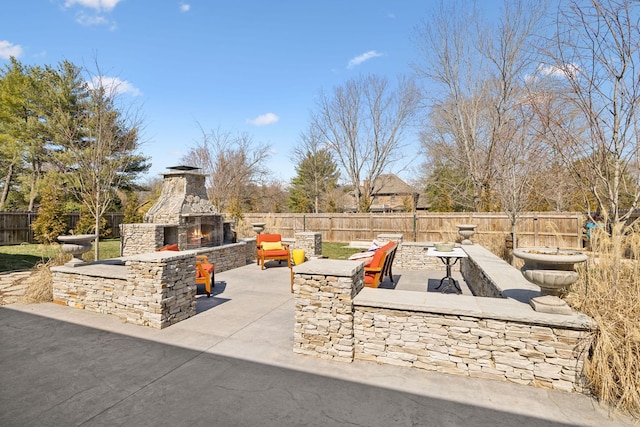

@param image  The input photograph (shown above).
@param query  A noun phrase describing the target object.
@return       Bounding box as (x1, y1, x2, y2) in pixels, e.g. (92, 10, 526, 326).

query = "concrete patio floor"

(0, 262, 634, 426)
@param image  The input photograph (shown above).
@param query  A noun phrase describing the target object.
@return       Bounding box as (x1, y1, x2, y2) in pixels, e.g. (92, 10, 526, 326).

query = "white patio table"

(426, 247, 468, 294)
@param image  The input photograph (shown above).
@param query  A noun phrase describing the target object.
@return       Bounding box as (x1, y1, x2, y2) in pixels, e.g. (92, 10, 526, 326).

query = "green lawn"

(0, 240, 360, 273)
(321, 242, 362, 260)
(0, 239, 121, 273)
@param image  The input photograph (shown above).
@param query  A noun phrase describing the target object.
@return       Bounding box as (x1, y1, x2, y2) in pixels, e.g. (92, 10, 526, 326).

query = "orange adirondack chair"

(256, 233, 291, 270)
(156, 245, 214, 297)
(195, 255, 215, 297)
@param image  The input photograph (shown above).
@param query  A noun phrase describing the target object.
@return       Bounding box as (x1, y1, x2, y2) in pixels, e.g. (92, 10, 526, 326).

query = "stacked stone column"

(293, 260, 363, 362)
(125, 255, 196, 328)
(293, 231, 322, 258)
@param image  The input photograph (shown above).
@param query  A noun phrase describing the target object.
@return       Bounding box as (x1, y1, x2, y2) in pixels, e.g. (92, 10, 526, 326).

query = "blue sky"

(2, 1, 446, 183)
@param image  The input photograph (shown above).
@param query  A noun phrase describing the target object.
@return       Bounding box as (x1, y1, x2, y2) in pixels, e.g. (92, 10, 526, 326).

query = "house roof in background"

(368, 174, 418, 195)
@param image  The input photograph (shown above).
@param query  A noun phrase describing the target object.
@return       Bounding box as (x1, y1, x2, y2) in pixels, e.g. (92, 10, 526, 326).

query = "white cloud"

(0, 40, 23, 59)
(89, 76, 142, 96)
(540, 63, 581, 79)
(64, 0, 123, 12)
(76, 12, 109, 26)
(179, 2, 191, 12)
(347, 50, 383, 69)
(247, 113, 279, 126)
(64, 0, 122, 27)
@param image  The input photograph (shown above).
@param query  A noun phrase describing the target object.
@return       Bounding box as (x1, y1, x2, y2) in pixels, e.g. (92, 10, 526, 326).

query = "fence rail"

(237, 212, 586, 249)
(0, 211, 124, 245)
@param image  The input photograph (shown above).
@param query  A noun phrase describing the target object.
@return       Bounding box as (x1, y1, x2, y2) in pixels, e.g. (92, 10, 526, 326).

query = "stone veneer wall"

(293, 232, 322, 258)
(293, 258, 595, 394)
(353, 303, 590, 393)
(293, 260, 364, 362)
(125, 256, 195, 327)
(51, 242, 250, 329)
(395, 242, 451, 270)
(460, 244, 539, 301)
(351, 233, 444, 271)
(239, 238, 257, 264)
(52, 251, 196, 329)
(461, 259, 503, 298)
(194, 242, 248, 273)
(120, 223, 165, 256)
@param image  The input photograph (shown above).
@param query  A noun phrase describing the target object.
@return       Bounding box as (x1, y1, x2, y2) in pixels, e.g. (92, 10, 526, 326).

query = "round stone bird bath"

(456, 224, 477, 245)
(58, 234, 97, 267)
(513, 248, 587, 315)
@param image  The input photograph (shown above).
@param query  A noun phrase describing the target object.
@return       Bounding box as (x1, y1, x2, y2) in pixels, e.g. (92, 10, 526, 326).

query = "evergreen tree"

(288, 148, 339, 213)
(122, 190, 144, 224)
(31, 175, 67, 244)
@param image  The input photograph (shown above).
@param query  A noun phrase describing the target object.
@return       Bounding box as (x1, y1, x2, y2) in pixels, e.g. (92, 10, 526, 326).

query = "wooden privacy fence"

(238, 212, 587, 249)
(0, 211, 586, 249)
(0, 211, 124, 245)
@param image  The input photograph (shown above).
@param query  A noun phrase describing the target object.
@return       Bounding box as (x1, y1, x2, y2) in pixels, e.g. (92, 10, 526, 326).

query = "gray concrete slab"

(0, 263, 634, 426)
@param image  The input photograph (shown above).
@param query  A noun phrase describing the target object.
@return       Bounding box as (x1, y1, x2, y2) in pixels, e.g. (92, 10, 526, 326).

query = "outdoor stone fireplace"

(121, 166, 228, 256)
(50, 166, 247, 329)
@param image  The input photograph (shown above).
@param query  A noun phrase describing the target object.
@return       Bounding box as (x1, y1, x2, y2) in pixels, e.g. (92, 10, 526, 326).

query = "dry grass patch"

(565, 225, 640, 418)
(20, 253, 69, 304)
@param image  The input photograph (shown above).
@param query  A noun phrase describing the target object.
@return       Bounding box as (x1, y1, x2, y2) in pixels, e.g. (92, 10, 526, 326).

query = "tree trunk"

(0, 162, 15, 210)
(511, 222, 518, 266)
(27, 159, 42, 212)
(94, 185, 100, 261)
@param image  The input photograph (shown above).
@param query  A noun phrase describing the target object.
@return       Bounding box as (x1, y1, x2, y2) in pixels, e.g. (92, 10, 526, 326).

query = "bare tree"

(48, 61, 149, 260)
(413, 0, 547, 212)
(540, 0, 640, 233)
(310, 74, 420, 212)
(493, 97, 548, 251)
(181, 127, 270, 221)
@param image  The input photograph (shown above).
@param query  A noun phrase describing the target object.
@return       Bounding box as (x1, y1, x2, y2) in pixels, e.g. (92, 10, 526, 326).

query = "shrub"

(122, 191, 144, 224)
(31, 185, 68, 244)
(73, 206, 111, 238)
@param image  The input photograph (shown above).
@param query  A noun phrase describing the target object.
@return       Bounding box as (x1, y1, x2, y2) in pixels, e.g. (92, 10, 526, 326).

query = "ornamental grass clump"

(21, 252, 69, 304)
(565, 223, 640, 418)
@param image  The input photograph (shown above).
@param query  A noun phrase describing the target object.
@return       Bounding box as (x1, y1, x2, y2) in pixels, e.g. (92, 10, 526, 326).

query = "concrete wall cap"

(294, 259, 362, 276)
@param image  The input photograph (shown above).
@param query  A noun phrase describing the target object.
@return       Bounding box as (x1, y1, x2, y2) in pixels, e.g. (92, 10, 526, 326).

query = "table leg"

(434, 257, 462, 294)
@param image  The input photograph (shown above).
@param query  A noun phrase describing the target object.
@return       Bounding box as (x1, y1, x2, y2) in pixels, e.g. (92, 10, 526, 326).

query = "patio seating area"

(1, 261, 631, 426)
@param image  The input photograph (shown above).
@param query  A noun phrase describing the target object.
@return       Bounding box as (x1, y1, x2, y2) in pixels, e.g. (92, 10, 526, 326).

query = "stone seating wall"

(52, 253, 196, 329)
(51, 241, 248, 329)
(293, 254, 595, 394)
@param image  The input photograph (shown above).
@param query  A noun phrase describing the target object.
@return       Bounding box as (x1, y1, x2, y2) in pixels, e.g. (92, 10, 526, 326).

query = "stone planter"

(58, 234, 97, 267)
(456, 224, 477, 245)
(251, 222, 266, 234)
(513, 247, 587, 315)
